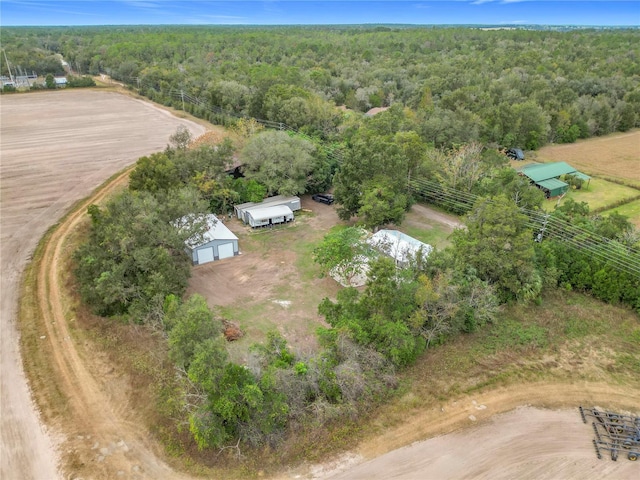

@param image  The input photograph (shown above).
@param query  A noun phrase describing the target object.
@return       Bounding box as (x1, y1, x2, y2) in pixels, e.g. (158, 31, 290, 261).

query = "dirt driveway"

(0, 90, 205, 480)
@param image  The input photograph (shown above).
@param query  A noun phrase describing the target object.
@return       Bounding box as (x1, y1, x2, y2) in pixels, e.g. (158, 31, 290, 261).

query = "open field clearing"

(188, 200, 458, 362)
(603, 199, 640, 228)
(542, 177, 640, 213)
(537, 130, 640, 186)
(1, 89, 205, 480)
(324, 405, 639, 480)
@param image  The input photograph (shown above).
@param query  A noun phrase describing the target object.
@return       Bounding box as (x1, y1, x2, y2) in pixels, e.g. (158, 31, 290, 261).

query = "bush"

(67, 75, 96, 88)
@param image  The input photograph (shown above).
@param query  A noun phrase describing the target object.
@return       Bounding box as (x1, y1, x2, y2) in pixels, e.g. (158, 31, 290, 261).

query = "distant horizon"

(1, 1, 639, 28)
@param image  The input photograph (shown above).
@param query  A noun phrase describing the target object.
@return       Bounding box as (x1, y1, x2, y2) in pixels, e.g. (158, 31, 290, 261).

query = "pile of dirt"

(222, 320, 243, 341)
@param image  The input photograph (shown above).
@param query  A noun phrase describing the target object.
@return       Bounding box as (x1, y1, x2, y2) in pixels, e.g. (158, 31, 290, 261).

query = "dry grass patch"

(362, 289, 640, 440)
(542, 177, 640, 212)
(537, 130, 640, 186)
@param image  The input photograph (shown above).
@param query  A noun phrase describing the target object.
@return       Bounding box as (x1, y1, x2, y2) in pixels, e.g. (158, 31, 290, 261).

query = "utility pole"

(2, 49, 14, 83)
(181, 89, 185, 111)
(536, 213, 550, 243)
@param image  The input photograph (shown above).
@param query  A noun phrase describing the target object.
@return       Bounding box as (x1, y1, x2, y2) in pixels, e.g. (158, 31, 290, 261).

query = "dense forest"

(5, 25, 639, 466)
(2, 26, 640, 147)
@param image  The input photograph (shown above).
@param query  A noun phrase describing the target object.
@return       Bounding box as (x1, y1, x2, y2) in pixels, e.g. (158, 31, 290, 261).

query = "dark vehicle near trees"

(506, 148, 525, 161)
(312, 193, 334, 205)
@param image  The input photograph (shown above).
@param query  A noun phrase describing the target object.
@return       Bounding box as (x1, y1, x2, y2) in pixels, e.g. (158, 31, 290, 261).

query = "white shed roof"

(202, 215, 238, 243)
(180, 214, 237, 248)
(248, 205, 293, 222)
(368, 229, 432, 265)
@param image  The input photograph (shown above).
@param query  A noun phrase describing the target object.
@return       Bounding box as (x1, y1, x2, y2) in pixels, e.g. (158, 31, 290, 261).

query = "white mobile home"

(184, 214, 239, 265)
(246, 205, 294, 228)
(235, 195, 301, 224)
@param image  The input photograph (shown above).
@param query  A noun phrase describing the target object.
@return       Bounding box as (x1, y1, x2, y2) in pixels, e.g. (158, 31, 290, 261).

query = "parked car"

(506, 148, 525, 161)
(312, 193, 334, 205)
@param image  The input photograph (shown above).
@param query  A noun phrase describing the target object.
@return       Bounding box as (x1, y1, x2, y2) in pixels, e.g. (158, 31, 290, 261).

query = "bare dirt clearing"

(1, 89, 204, 480)
(188, 197, 343, 360)
(188, 199, 460, 360)
(537, 130, 640, 184)
(305, 382, 639, 480)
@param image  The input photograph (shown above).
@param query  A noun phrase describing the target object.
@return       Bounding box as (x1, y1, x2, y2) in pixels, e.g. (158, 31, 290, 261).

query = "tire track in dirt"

(308, 381, 640, 479)
(36, 169, 189, 479)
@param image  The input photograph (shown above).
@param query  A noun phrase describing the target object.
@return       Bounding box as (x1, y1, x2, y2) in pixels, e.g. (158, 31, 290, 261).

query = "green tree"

(167, 294, 223, 369)
(45, 73, 56, 89)
(357, 180, 408, 230)
(333, 131, 408, 221)
(313, 227, 370, 285)
(241, 130, 317, 196)
(129, 152, 179, 193)
(452, 195, 541, 301)
(74, 188, 208, 321)
(169, 125, 193, 150)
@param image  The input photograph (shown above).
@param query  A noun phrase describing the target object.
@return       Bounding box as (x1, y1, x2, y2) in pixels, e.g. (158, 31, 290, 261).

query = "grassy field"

(531, 130, 640, 224)
(602, 199, 640, 228)
(541, 177, 640, 212)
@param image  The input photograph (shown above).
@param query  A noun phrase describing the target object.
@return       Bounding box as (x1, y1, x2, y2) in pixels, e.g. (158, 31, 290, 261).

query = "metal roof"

(519, 162, 590, 182)
(180, 214, 238, 248)
(536, 178, 568, 191)
(368, 229, 432, 264)
(248, 205, 293, 222)
(236, 195, 300, 213)
(202, 215, 238, 243)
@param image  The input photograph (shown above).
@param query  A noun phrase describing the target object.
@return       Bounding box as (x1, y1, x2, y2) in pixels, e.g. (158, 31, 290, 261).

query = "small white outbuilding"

(184, 214, 239, 265)
(246, 205, 294, 228)
(234, 195, 301, 225)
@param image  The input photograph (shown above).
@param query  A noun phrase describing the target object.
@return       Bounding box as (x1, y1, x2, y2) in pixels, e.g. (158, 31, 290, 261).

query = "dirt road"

(0, 90, 204, 480)
(410, 203, 463, 230)
(310, 382, 639, 480)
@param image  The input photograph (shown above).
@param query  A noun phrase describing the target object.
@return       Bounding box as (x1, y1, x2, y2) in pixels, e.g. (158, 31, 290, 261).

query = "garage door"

(196, 247, 215, 264)
(218, 242, 235, 260)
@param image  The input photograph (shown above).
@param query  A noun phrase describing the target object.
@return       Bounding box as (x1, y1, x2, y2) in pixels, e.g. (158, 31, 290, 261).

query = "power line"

(120, 74, 639, 279)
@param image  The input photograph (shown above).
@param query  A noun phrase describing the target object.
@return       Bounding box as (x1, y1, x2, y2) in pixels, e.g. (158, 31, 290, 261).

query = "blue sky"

(1, 1, 639, 26)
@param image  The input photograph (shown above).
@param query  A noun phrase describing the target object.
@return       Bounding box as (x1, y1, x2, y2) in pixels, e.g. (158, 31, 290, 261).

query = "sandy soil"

(301, 382, 639, 480)
(409, 203, 463, 231)
(0, 89, 205, 480)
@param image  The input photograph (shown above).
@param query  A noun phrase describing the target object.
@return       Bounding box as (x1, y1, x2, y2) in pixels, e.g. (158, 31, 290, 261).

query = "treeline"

(3, 26, 640, 147)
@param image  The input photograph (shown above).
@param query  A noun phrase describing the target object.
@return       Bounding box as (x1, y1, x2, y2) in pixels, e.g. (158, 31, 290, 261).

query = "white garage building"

(185, 214, 239, 265)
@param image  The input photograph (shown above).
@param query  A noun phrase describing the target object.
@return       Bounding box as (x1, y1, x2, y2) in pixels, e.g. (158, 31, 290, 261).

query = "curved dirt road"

(319, 382, 639, 479)
(0, 90, 205, 480)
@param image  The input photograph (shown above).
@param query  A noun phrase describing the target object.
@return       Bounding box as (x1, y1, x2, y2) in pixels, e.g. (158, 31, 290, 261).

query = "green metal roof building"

(518, 162, 591, 198)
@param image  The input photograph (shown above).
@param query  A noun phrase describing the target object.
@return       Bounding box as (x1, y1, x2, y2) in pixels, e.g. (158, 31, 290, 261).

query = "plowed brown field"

(1, 89, 205, 480)
(537, 130, 640, 184)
